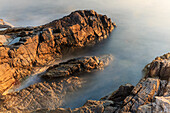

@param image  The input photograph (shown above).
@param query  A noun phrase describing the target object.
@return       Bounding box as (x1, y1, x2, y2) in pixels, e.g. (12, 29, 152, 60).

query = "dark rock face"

(41, 55, 113, 78)
(0, 10, 116, 94)
(0, 55, 113, 112)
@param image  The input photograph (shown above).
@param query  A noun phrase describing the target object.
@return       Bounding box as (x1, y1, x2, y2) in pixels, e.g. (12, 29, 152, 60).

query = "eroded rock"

(144, 53, 170, 80)
(41, 54, 113, 78)
(0, 76, 84, 112)
(0, 10, 116, 94)
(117, 78, 167, 112)
(0, 19, 14, 45)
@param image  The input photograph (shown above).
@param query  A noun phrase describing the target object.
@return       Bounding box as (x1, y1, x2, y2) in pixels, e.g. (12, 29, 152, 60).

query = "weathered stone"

(153, 96, 170, 113)
(0, 76, 83, 112)
(41, 55, 113, 78)
(137, 104, 152, 113)
(144, 53, 170, 80)
(119, 78, 166, 112)
(0, 10, 116, 94)
(106, 83, 134, 102)
(72, 100, 105, 113)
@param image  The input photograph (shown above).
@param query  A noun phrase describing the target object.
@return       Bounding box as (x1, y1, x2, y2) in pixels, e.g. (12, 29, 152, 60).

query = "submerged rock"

(0, 10, 116, 94)
(41, 54, 113, 78)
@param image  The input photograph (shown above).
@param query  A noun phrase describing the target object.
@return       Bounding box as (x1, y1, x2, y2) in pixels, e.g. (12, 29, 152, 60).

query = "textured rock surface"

(119, 78, 165, 112)
(0, 10, 116, 94)
(41, 54, 113, 78)
(0, 76, 83, 112)
(144, 53, 170, 80)
(0, 55, 113, 112)
(153, 96, 170, 113)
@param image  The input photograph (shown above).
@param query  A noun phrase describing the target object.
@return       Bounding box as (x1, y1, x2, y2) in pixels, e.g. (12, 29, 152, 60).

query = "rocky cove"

(0, 9, 170, 113)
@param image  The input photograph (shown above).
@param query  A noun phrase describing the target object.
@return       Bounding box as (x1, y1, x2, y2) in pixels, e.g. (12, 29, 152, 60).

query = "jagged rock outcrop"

(0, 55, 113, 112)
(41, 54, 113, 78)
(0, 10, 116, 94)
(143, 53, 170, 80)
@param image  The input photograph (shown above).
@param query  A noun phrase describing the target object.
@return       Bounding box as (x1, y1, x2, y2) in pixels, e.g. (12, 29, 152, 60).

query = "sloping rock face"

(0, 10, 116, 94)
(0, 55, 113, 112)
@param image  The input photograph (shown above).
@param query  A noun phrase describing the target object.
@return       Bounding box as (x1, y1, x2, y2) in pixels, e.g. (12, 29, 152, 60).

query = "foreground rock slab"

(0, 10, 116, 94)
(0, 77, 83, 112)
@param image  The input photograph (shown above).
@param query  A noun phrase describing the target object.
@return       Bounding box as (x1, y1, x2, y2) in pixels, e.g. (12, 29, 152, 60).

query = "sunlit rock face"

(0, 10, 116, 95)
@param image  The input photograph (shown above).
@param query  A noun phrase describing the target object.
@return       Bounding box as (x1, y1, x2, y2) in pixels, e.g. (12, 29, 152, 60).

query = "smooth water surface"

(1, 0, 170, 108)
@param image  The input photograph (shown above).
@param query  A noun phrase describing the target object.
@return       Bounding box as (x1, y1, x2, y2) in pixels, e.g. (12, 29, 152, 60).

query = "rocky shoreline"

(0, 10, 170, 113)
(0, 10, 116, 94)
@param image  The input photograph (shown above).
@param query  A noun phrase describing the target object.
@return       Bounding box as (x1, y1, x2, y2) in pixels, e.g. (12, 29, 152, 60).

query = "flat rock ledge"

(0, 10, 116, 94)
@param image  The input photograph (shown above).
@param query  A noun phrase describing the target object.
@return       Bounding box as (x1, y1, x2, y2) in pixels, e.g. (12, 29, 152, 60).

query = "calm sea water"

(1, 0, 170, 109)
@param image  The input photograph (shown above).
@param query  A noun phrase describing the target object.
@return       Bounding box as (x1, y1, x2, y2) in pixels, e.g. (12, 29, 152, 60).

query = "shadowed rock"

(0, 10, 116, 94)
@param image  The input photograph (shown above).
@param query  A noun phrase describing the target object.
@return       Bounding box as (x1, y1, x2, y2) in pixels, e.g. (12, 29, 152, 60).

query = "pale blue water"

(1, 0, 170, 109)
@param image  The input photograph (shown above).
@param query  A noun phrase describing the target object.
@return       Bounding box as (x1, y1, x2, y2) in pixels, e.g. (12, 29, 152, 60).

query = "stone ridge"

(41, 55, 113, 78)
(0, 10, 116, 94)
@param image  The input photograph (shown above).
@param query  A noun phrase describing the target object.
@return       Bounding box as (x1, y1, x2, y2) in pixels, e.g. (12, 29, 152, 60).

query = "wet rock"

(41, 55, 113, 78)
(0, 10, 116, 94)
(0, 76, 83, 112)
